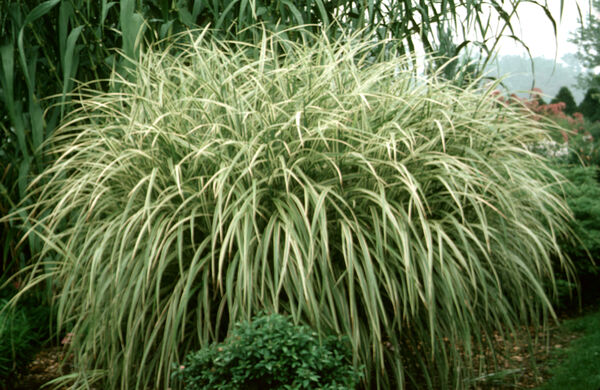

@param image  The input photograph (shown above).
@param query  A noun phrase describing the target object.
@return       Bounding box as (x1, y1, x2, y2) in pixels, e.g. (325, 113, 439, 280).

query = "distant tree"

(578, 87, 600, 122)
(561, 53, 584, 74)
(570, 0, 600, 89)
(537, 96, 548, 106)
(551, 87, 578, 116)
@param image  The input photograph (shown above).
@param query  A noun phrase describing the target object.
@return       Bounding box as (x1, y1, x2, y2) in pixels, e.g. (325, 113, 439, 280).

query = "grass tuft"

(10, 28, 573, 389)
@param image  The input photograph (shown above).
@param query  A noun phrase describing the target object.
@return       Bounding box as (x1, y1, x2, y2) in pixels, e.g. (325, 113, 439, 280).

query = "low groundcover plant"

(173, 313, 361, 389)
(0, 285, 52, 386)
(12, 28, 573, 389)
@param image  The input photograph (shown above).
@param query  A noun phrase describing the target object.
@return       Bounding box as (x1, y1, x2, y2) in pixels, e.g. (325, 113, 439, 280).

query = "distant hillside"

(484, 54, 585, 104)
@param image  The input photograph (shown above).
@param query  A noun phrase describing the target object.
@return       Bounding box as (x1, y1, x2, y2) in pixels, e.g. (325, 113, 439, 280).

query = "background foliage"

(485, 55, 586, 105)
(577, 86, 600, 123)
(551, 87, 578, 116)
(570, 0, 600, 89)
(553, 165, 600, 305)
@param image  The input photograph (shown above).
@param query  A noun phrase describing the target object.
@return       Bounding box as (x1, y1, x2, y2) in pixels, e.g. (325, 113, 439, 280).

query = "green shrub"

(0, 285, 51, 387)
(551, 86, 578, 116)
(552, 164, 600, 304)
(564, 126, 600, 167)
(578, 87, 600, 123)
(173, 313, 360, 390)
(10, 29, 573, 389)
(0, 300, 35, 386)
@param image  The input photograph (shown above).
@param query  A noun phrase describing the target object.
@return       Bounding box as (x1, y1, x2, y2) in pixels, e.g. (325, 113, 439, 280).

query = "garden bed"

(8, 311, 593, 390)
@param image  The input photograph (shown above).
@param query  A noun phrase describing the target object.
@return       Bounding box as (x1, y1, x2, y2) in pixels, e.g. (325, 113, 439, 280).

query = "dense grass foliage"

(0, 0, 563, 276)
(14, 30, 573, 389)
(173, 313, 360, 389)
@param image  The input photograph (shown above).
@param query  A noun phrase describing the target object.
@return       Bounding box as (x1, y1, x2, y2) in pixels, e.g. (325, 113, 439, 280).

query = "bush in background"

(551, 86, 578, 116)
(578, 87, 600, 123)
(552, 165, 600, 305)
(498, 89, 599, 167)
(173, 313, 360, 390)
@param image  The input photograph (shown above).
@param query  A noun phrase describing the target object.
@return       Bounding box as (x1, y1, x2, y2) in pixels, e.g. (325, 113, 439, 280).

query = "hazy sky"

(497, 1, 588, 61)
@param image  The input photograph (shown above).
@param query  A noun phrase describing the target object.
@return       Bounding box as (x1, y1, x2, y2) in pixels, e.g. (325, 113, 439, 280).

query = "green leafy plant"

(0, 300, 35, 387)
(552, 164, 600, 305)
(551, 87, 578, 116)
(172, 313, 360, 390)
(9, 29, 573, 389)
(0, 284, 52, 387)
(566, 131, 600, 167)
(578, 87, 600, 123)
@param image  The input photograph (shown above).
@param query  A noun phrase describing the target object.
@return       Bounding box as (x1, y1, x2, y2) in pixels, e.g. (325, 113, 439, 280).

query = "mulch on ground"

(8, 313, 587, 389)
(10, 346, 70, 390)
(470, 322, 580, 389)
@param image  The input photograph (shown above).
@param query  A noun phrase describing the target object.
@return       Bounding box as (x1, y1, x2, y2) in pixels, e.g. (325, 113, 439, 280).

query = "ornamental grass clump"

(16, 29, 572, 389)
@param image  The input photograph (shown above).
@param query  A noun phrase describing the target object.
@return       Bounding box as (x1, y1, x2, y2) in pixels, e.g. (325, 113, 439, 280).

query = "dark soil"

(470, 322, 581, 389)
(472, 303, 600, 389)
(8, 346, 70, 390)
